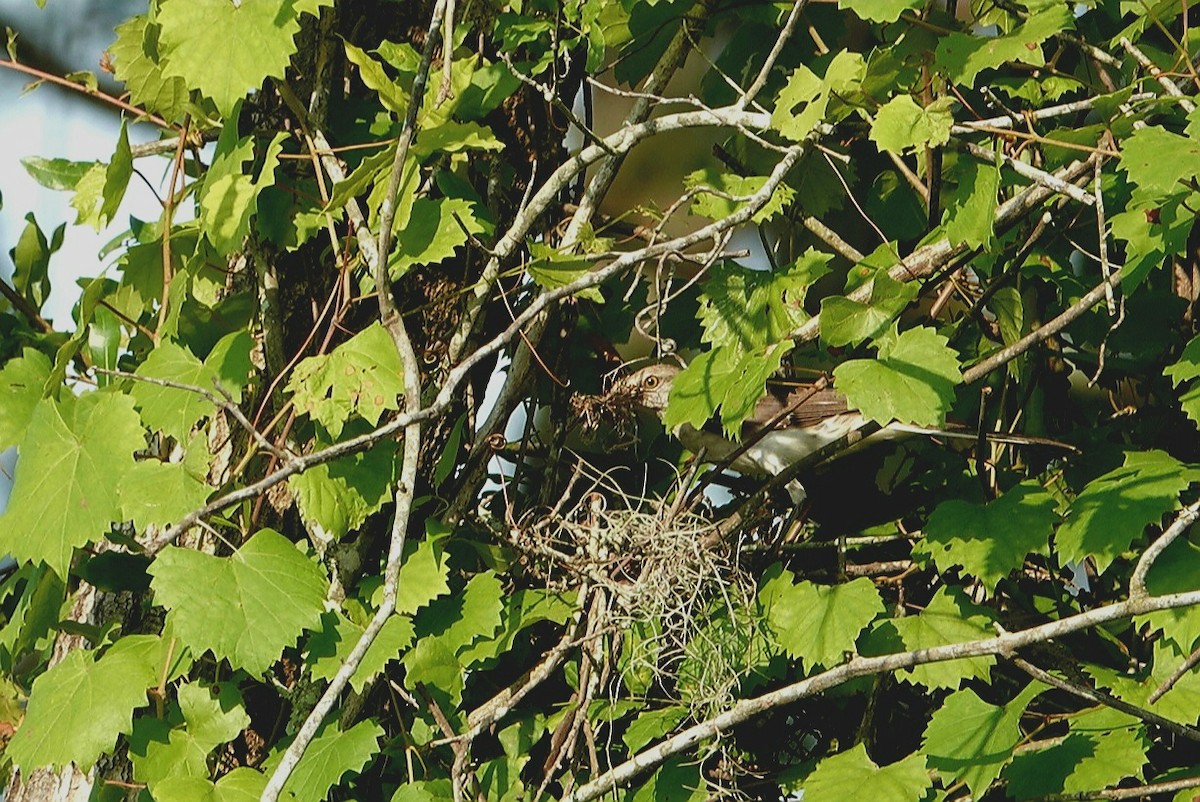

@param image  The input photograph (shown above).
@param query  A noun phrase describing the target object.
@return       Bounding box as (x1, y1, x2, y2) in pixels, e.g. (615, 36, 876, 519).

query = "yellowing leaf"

(287, 323, 406, 438)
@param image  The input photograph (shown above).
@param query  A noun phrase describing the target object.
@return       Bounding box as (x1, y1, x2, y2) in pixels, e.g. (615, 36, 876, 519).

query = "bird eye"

(643, 375, 659, 389)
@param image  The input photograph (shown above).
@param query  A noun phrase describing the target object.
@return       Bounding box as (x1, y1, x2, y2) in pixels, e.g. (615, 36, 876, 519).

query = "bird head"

(608, 362, 680, 416)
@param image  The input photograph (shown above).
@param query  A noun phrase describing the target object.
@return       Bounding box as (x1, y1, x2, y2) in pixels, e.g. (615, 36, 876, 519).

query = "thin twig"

(1010, 655, 1200, 741)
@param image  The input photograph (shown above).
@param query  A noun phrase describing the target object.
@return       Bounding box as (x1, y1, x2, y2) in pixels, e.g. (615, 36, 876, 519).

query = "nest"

(569, 384, 640, 441)
(518, 486, 766, 716)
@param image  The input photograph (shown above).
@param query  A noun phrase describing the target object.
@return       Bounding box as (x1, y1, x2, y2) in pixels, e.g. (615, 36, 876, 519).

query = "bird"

(607, 362, 1072, 503)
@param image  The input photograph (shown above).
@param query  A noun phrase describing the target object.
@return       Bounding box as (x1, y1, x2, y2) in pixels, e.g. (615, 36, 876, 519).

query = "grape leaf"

(1056, 450, 1200, 573)
(109, 11, 188, 120)
(698, 251, 831, 353)
(154, 767, 267, 802)
(158, 0, 301, 115)
(68, 120, 132, 231)
(802, 744, 931, 802)
(1004, 710, 1147, 799)
(684, 167, 797, 224)
(130, 682, 250, 790)
(0, 392, 143, 578)
(0, 347, 52, 450)
(8, 635, 181, 772)
(867, 587, 996, 690)
(766, 576, 884, 669)
(290, 437, 397, 542)
(923, 684, 1041, 796)
(834, 325, 962, 427)
(821, 269, 918, 347)
(393, 528, 452, 616)
(870, 95, 954, 155)
(200, 131, 287, 255)
(661, 342, 790, 437)
(120, 444, 214, 531)
(306, 611, 415, 693)
(131, 332, 253, 442)
(772, 51, 865, 140)
(944, 156, 1001, 249)
(526, 243, 604, 302)
(840, 0, 922, 22)
(287, 322, 406, 438)
(391, 198, 486, 278)
(149, 529, 329, 675)
(274, 721, 384, 802)
(1119, 126, 1200, 197)
(935, 6, 1073, 87)
(915, 481, 1058, 588)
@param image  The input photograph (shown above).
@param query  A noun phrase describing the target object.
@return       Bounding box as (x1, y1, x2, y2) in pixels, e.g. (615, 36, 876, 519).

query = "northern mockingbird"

(609, 362, 1071, 503)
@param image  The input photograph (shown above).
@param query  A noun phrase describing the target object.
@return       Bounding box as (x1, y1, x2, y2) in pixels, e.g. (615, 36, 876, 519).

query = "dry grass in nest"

(570, 384, 639, 441)
(521, 486, 767, 717)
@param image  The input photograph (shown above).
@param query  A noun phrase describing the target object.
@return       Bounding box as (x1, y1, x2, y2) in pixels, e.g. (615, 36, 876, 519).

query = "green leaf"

(698, 252, 831, 353)
(833, 325, 962, 427)
(683, 167, 796, 224)
(1166, 332, 1200, 386)
(526, 243, 604, 303)
(661, 342, 790, 437)
(394, 528, 452, 616)
(840, 0, 922, 22)
(344, 41, 409, 113)
(66, 122, 132, 231)
(8, 635, 182, 772)
(149, 529, 329, 675)
(459, 589, 576, 667)
(414, 121, 505, 157)
(287, 322, 406, 438)
(1004, 710, 1147, 799)
(120, 445, 214, 531)
(290, 438, 397, 542)
(1119, 126, 1200, 197)
(772, 51, 865, 140)
(766, 575, 884, 669)
(276, 720, 383, 802)
(158, 0, 301, 115)
(130, 682, 250, 790)
(624, 706, 688, 752)
(1137, 538, 1200, 651)
(869, 96, 954, 155)
(802, 744, 931, 802)
(109, 12, 189, 120)
(923, 684, 1041, 796)
(935, 6, 1073, 87)
(306, 611, 414, 693)
(820, 269, 919, 347)
(915, 482, 1058, 588)
(9, 212, 58, 310)
(867, 587, 996, 690)
(131, 332, 253, 442)
(390, 197, 486, 278)
(0, 393, 143, 578)
(21, 157, 95, 191)
(944, 156, 1001, 249)
(154, 767, 267, 802)
(1056, 451, 1200, 573)
(200, 131, 288, 255)
(0, 348, 51, 450)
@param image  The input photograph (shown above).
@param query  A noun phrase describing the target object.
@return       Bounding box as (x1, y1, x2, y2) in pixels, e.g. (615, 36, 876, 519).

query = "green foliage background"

(4, 0, 1200, 800)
